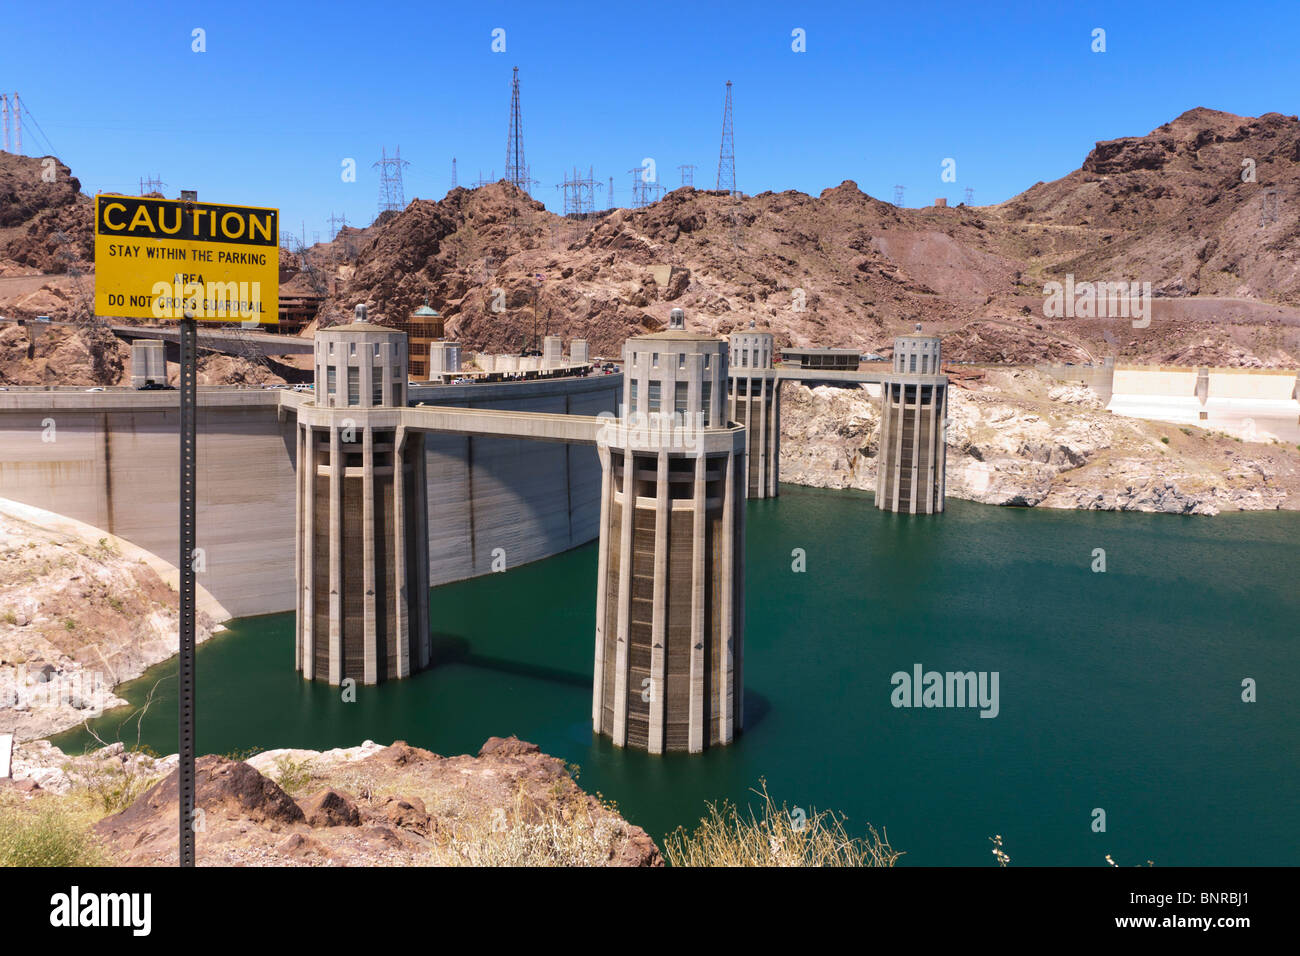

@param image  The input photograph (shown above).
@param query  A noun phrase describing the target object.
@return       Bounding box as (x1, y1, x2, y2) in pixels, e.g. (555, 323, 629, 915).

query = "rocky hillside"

(0, 152, 90, 275)
(5, 107, 1300, 373)
(7, 737, 662, 866)
(780, 369, 1300, 514)
(0, 504, 224, 741)
(1002, 108, 1300, 303)
(327, 180, 1027, 359)
(315, 107, 1300, 368)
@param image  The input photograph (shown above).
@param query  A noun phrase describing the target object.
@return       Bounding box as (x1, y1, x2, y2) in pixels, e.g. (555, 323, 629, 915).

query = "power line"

(3, 93, 58, 157)
(20, 100, 57, 156)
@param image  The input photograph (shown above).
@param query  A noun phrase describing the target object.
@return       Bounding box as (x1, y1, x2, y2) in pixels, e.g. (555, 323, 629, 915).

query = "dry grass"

(430, 785, 634, 867)
(0, 790, 107, 867)
(665, 779, 901, 867)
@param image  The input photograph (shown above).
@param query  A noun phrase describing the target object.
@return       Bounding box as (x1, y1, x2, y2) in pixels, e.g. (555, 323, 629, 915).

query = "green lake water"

(53, 486, 1300, 865)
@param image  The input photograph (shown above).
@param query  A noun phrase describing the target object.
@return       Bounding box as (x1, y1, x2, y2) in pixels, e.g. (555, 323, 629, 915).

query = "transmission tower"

(716, 81, 735, 194)
(608, 176, 614, 207)
(451, 157, 458, 189)
(51, 230, 96, 328)
(556, 166, 601, 216)
(139, 176, 165, 196)
(473, 170, 498, 187)
(964, 187, 974, 205)
(373, 146, 410, 214)
(627, 168, 645, 208)
(2, 93, 20, 154)
(505, 66, 531, 194)
(327, 211, 347, 239)
(678, 164, 696, 187)
(893, 184, 906, 207)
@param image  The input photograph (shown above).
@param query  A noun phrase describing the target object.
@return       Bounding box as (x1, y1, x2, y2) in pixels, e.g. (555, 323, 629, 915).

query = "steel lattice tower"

(716, 81, 735, 194)
(678, 164, 696, 187)
(451, 157, 458, 189)
(373, 147, 410, 214)
(893, 184, 905, 207)
(556, 166, 600, 216)
(627, 167, 645, 208)
(505, 67, 530, 194)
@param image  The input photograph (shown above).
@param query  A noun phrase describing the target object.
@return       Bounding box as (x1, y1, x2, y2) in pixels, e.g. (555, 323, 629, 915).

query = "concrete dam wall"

(1040, 362, 1300, 443)
(0, 375, 620, 619)
(1108, 364, 1300, 443)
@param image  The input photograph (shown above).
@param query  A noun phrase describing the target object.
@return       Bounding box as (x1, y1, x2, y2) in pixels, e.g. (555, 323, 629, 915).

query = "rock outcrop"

(779, 368, 1300, 513)
(36, 737, 666, 867)
(0, 505, 222, 741)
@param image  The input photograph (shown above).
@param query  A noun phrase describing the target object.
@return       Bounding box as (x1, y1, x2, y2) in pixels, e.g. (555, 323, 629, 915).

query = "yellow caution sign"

(94, 195, 279, 324)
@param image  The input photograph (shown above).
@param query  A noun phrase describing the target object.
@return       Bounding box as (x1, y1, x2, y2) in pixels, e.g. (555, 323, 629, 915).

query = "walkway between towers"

(288, 394, 609, 446)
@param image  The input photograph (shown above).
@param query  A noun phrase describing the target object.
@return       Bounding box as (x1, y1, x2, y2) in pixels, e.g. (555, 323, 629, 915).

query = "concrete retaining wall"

(1106, 365, 1300, 443)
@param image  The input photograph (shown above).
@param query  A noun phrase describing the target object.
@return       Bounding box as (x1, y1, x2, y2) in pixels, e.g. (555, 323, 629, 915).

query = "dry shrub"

(431, 785, 632, 867)
(665, 779, 900, 867)
(0, 791, 106, 867)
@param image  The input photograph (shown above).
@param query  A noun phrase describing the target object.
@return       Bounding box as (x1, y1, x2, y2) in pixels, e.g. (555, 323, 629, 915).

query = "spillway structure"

(875, 330, 948, 514)
(727, 327, 779, 498)
(294, 306, 431, 684)
(593, 308, 748, 754)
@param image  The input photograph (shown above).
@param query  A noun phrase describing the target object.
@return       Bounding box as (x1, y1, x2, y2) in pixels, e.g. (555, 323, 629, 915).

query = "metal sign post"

(178, 308, 197, 867)
(90, 190, 279, 867)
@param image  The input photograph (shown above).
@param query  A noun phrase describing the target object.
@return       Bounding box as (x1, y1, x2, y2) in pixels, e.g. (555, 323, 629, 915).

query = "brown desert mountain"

(3, 106, 1299, 383)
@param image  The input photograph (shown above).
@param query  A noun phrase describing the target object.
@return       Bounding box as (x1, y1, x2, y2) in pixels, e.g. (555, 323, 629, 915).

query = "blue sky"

(6, 0, 1299, 241)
